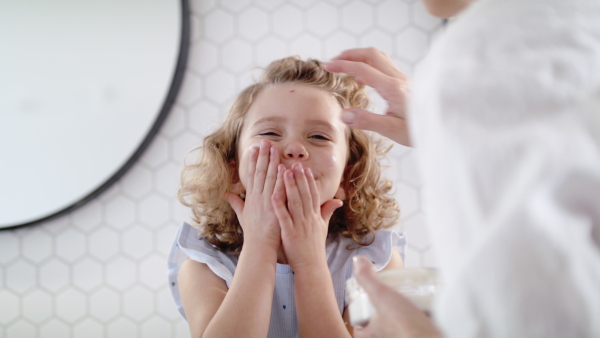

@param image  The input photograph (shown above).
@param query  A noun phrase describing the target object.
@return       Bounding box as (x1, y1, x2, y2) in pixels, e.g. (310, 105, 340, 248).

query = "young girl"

(168, 56, 405, 338)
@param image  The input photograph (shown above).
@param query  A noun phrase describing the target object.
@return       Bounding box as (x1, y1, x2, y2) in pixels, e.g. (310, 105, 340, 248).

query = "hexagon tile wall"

(0, 1, 441, 337)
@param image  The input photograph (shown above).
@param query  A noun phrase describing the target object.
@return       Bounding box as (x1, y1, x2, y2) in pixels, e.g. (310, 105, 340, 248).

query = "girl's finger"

(254, 139, 271, 193)
(246, 145, 259, 193)
(263, 146, 280, 195)
(271, 189, 293, 233)
(292, 163, 313, 216)
(305, 167, 320, 211)
(273, 164, 286, 202)
(284, 168, 303, 222)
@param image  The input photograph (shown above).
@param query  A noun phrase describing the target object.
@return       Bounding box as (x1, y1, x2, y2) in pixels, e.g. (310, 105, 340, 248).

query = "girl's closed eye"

(309, 134, 331, 141)
(259, 131, 280, 137)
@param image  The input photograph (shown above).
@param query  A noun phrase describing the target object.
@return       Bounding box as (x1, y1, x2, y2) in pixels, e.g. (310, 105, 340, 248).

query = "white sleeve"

(409, 0, 600, 336)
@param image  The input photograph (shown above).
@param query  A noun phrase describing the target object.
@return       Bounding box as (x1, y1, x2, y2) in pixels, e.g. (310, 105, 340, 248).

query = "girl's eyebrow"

(253, 116, 338, 133)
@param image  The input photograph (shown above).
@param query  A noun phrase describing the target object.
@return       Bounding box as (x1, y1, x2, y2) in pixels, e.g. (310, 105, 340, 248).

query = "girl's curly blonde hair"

(178, 56, 399, 254)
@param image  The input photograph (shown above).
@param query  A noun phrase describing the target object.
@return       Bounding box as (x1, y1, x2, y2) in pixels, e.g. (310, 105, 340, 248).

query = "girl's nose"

(282, 141, 309, 160)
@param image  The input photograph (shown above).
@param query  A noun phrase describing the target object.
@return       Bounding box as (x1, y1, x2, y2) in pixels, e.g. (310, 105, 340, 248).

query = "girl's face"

(236, 83, 349, 205)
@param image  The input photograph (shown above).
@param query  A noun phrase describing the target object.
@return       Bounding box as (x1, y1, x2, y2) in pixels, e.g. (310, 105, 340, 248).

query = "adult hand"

(352, 256, 443, 338)
(225, 139, 285, 252)
(323, 47, 412, 147)
(271, 162, 343, 272)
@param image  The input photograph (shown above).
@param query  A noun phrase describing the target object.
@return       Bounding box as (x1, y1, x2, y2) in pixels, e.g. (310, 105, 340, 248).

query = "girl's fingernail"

(270, 147, 275, 155)
(278, 165, 284, 173)
(306, 168, 313, 177)
(294, 163, 303, 172)
(261, 139, 269, 148)
(286, 170, 294, 179)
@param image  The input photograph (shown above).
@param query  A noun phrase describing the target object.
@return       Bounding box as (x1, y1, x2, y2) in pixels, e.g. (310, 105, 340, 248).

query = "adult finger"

(254, 139, 271, 193)
(331, 47, 403, 78)
(343, 108, 411, 146)
(292, 163, 313, 216)
(263, 145, 280, 195)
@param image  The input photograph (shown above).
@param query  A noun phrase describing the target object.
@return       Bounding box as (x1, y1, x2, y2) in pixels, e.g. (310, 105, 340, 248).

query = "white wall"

(0, 0, 441, 336)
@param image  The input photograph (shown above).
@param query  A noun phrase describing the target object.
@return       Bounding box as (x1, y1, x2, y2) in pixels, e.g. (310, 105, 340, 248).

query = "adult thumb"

(224, 192, 244, 217)
(353, 255, 389, 303)
(321, 199, 343, 224)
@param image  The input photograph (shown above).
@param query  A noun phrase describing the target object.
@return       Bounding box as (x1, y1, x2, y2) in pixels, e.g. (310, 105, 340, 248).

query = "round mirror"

(0, 0, 189, 229)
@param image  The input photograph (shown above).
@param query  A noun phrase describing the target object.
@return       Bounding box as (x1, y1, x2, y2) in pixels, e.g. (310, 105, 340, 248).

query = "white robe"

(410, 0, 600, 336)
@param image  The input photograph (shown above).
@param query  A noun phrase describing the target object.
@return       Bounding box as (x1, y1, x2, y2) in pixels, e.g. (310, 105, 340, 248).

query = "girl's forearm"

(294, 262, 352, 338)
(202, 244, 277, 338)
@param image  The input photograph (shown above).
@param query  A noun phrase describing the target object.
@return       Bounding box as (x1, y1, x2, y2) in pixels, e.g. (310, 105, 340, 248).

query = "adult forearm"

(202, 244, 277, 338)
(294, 262, 351, 338)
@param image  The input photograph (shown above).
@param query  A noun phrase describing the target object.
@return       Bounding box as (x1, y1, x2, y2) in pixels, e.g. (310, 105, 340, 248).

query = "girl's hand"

(271, 162, 343, 271)
(323, 47, 412, 147)
(226, 139, 285, 252)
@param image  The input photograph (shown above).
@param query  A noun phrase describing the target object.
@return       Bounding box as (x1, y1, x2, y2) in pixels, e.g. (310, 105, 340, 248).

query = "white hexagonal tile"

(21, 230, 53, 263)
(139, 194, 170, 228)
(0, 291, 19, 323)
(341, 1, 374, 35)
(157, 224, 180, 257)
(412, 1, 442, 31)
(188, 101, 221, 135)
(395, 27, 429, 63)
(204, 69, 236, 104)
(403, 212, 431, 251)
(122, 225, 153, 260)
(23, 289, 53, 324)
(104, 196, 136, 230)
(56, 289, 87, 323)
(256, 0, 286, 10)
(358, 29, 394, 56)
(123, 287, 154, 321)
(399, 150, 422, 186)
(160, 105, 186, 139)
(0, 232, 19, 264)
(74, 318, 104, 338)
(139, 254, 166, 290)
(90, 287, 120, 322)
(155, 162, 182, 197)
(324, 31, 357, 59)
(108, 318, 138, 337)
(289, 34, 323, 60)
(39, 258, 70, 293)
(141, 316, 172, 338)
(189, 15, 202, 44)
(140, 135, 170, 169)
(40, 319, 70, 338)
(204, 9, 234, 43)
(6, 260, 35, 294)
(176, 72, 203, 107)
(190, 0, 216, 15)
(376, 0, 410, 33)
(89, 227, 119, 261)
(238, 7, 269, 41)
(188, 41, 219, 75)
(422, 247, 439, 268)
(121, 164, 153, 199)
(171, 131, 201, 167)
(72, 257, 103, 292)
(220, 0, 252, 12)
(176, 319, 191, 338)
(71, 201, 103, 232)
(6, 320, 35, 338)
(396, 181, 419, 219)
(222, 39, 254, 72)
(306, 3, 339, 38)
(157, 287, 182, 320)
(105, 257, 137, 291)
(255, 36, 288, 67)
(272, 5, 303, 39)
(55, 228, 86, 262)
